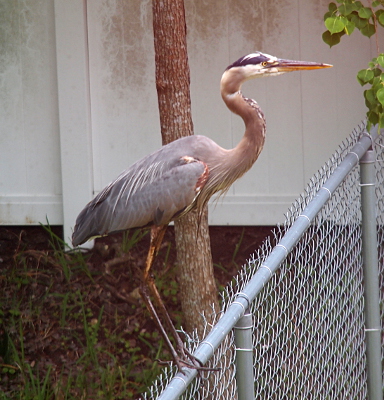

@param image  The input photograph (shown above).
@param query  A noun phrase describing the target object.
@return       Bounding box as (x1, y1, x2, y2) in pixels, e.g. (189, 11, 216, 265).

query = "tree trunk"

(152, 0, 219, 337)
(174, 210, 219, 336)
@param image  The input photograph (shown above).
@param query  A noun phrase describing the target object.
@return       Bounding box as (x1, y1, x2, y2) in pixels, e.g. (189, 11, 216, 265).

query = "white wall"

(1, 0, 382, 244)
(0, 0, 62, 225)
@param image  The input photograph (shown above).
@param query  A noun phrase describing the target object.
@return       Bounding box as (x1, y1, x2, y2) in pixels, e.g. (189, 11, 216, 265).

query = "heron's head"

(225, 52, 332, 80)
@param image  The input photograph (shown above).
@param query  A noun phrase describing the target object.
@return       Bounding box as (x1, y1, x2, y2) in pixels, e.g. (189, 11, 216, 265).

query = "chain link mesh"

(142, 125, 384, 399)
(375, 133, 384, 393)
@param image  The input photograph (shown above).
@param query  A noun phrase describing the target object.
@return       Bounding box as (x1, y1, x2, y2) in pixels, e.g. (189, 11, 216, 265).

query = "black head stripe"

(226, 53, 269, 70)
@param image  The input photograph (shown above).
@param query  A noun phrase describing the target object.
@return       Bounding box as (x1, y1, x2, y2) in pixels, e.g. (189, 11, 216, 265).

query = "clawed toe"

(157, 345, 220, 374)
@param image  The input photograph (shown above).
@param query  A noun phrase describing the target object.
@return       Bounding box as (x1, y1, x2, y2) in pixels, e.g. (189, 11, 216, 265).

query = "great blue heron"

(72, 52, 331, 369)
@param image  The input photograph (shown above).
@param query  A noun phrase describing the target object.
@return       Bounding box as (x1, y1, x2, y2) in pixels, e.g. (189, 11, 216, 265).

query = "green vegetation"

(0, 226, 177, 399)
(323, 0, 384, 129)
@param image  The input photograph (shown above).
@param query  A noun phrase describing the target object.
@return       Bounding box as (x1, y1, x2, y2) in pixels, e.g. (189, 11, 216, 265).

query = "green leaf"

(344, 20, 355, 34)
(378, 11, 384, 27)
(325, 16, 347, 33)
(368, 110, 379, 126)
(338, 2, 356, 16)
(350, 12, 368, 29)
(372, 76, 382, 90)
(322, 30, 342, 47)
(364, 89, 376, 105)
(376, 53, 384, 68)
(324, 11, 333, 21)
(368, 58, 378, 68)
(379, 113, 384, 129)
(357, 69, 374, 85)
(360, 22, 376, 37)
(377, 87, 384, 106)
(358, 7, 373, 19)
(373, 67, 383, 77)
(329, 2, 338, 12)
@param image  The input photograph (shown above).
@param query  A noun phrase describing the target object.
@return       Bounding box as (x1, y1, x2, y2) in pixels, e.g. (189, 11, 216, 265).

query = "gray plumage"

(73, 136, 223, 245)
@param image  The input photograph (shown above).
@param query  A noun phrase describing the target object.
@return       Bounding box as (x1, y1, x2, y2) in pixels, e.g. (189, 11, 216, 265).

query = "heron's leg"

(140, 283, 200, 370)
(142, 225, 168, 282)
(143, 271, 218, 371)
(145, 274, 202, 363)
(140, 225, 202, 370)
(140, 226, 185, 365)
(139, 284, 181, 365)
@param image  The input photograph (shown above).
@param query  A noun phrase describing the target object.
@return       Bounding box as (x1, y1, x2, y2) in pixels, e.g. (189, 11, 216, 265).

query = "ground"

(0, 225, 273, 399)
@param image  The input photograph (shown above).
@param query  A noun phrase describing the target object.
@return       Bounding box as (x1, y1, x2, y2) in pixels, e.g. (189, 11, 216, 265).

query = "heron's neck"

(220, 71, 266, 177)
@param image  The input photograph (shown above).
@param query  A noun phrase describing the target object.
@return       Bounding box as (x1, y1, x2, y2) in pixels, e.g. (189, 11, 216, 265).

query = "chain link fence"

(376, 127, 384, 395)
(142, 124, 384, 400)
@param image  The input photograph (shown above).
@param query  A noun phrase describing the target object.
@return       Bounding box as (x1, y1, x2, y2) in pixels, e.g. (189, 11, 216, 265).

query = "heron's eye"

(261, 61, 269, 67)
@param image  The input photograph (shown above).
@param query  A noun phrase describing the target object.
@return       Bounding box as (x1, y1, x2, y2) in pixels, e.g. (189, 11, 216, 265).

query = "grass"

(0, 225, 179, 400)
(213, 227, 246, 292)
(0, 224, 249, 399)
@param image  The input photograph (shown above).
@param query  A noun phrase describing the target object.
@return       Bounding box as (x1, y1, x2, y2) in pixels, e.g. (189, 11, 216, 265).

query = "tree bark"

(152, 0, 219, 337)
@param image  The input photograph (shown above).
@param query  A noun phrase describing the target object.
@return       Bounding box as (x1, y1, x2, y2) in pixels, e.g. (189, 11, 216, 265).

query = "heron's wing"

(92, 159, 167, 211)
(72, 156, 207, 245)
(110, 158, 206, 227)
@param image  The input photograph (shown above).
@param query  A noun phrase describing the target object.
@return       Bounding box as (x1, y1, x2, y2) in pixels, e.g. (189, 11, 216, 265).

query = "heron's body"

(72, 51, 331, 370)
(72, 69, 266, 246)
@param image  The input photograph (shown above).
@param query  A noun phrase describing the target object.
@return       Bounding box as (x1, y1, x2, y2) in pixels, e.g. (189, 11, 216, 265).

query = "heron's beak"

(274, 59, 332, 72)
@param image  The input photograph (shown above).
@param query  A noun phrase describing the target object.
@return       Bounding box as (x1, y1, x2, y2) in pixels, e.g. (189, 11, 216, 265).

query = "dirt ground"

(0, 225, 274, 398)
(0, 225, 273, 271)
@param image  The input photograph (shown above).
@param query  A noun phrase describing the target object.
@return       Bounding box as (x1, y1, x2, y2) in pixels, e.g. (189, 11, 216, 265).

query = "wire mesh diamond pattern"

(143, 125, 383, 399)
(374, 133, 384, 392)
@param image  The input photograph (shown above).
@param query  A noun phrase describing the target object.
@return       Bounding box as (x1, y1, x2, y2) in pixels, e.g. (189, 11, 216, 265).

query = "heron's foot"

(157, 344, 220, 374)
(156, 355, 220, 374)
(177, 335, 221, 373)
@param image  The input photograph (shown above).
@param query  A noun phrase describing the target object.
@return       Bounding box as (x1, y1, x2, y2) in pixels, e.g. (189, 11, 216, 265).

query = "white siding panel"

(0, 195, 62, 225)
(87, 1, 161, 191)
(0, 0, 62, 224)
(54, 0, 94, 243)
(208, 194, 295, 226)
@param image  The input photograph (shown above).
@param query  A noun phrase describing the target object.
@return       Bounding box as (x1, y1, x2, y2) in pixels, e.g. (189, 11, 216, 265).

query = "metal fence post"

(360, 148, 383, 400)
(234, 310, 255, 400)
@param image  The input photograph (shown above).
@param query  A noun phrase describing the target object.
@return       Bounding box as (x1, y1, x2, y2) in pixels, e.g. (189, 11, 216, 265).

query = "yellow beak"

(275, 59, 333, 72)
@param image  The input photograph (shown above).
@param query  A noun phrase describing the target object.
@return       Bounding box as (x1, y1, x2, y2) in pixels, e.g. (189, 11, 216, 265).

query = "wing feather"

(72, 151, 207, 245)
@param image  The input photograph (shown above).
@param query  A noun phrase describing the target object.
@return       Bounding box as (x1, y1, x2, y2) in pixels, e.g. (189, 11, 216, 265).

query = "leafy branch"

(323, 0, 384, 129)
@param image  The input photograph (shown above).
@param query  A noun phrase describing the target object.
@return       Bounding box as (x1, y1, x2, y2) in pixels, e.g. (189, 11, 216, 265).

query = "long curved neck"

(220, 68, 266, 178)
(194, 68, 267, 212)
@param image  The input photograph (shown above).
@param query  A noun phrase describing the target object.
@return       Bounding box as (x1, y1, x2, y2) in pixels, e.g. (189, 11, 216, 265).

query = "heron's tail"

(72, 204, 106, 246)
